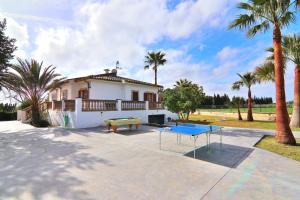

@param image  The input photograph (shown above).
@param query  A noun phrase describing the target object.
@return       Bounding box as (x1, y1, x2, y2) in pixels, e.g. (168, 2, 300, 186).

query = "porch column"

(74, 98, 82, 128)
(62, 100, 65, 111)
(117, 100, 122, 111)
(75, 98, 82, 113)
(146, 101, 149, 110)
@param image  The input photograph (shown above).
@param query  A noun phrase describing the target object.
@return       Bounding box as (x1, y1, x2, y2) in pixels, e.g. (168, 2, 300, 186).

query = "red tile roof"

(63, 72, 163, 88)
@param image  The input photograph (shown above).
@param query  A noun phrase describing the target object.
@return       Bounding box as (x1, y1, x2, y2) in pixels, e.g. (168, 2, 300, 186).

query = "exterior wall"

(49, 80, 88, 101)
(47, 98, 178, 128)
(48, 110, 77, 128)
(123, 83, 159, 101)
(90, 81, 125, 100)
(75, 109, 177, 128)
(49, 79, 161, 101)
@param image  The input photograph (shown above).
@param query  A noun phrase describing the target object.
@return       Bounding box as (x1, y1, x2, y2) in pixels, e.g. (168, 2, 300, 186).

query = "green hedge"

(0, 112, 17, 121)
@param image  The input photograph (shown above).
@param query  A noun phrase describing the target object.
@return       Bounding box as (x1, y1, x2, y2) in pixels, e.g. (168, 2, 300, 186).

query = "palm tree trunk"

(290, 65, 300, 128)
(154, 66, 157, 85)
(247, 87, 253, 121)
(237, 106, 243, 120)
(31, 100, 40, 126)
(273, 24, 296, 145)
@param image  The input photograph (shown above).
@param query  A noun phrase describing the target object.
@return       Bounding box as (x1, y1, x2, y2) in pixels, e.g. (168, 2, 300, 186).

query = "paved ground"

(0, 121, 299, 200)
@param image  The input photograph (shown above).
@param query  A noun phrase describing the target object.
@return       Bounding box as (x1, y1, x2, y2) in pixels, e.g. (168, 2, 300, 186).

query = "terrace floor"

(0, 121, 300, 200)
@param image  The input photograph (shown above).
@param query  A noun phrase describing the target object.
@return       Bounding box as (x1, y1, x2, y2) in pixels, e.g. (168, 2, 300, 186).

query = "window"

(78, 89, 89, 99)
(62, 90, 68, 100)
(144, 92, 157, 102)
(158, 94, 163, 102)
(132, 91, 139, 101)
(51, 92, 57, 101)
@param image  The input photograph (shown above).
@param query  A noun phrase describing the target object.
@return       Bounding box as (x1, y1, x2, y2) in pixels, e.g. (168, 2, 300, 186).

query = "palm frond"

(246, 20, 270, 37)
(255, 61, 275, 82)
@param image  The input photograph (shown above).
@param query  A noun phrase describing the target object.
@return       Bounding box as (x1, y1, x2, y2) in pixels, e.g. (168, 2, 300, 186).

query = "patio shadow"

(0, 128, 113, 200)
(184, 143, 254, 168)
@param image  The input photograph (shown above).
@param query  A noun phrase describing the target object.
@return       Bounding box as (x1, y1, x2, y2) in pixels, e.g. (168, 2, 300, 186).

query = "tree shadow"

(0, 128, 113, 200)
(184, 143, 254, 168)
(220, 128, 268, 138)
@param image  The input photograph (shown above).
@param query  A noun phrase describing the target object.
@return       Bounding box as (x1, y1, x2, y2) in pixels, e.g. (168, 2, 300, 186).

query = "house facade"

(45, 72, 177, 128)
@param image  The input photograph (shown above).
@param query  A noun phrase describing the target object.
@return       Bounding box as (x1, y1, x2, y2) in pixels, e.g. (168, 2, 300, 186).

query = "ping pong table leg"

(220, 128, 223, 149)
(205, 133, 208, 149)
(209, 131, 211, 149)
(159, 131, 162, 150)
(193, 136, 196, 158)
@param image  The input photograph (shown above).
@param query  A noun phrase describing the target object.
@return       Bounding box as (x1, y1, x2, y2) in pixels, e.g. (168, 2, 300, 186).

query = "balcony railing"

(149, 102, 164, 110)
(40, 101, 50, 111)
(42, 99, 166, 112)
(64, 100, 75, 111)
(82, 99, 117, 111)
(121, 101, 146, 110)
(53, 101, 62, 110)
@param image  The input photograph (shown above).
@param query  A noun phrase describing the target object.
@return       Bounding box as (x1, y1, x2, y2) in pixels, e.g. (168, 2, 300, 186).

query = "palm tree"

(256, 35, 300, 128)
(232, 72, 258, 121)
(5, 58, 64, 126)
(229, 0, 299, 145)
(144, 51, 167, 85)
(283, 35, 300, 127)
(175, 79, 192, 87)
(232, 96, 244, 121)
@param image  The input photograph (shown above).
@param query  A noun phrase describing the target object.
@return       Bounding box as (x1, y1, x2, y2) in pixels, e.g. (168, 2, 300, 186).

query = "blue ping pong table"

(159, 124, 223, 158)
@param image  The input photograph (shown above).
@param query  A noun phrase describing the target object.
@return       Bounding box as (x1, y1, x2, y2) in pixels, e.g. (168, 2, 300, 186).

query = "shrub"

(34, 119, 50, 127)
(0, 112, 17, 121)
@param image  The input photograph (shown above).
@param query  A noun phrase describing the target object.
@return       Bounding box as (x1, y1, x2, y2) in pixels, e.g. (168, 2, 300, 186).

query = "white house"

(45, 71, 177, 128)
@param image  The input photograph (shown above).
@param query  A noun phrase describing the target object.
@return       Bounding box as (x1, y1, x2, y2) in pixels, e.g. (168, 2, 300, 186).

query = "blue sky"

(0, 0, 299, 102)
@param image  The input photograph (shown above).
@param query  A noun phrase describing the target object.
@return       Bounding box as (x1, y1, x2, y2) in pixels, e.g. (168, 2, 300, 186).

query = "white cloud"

(217, 46, 239, 61)
(31, 0, 232, 77)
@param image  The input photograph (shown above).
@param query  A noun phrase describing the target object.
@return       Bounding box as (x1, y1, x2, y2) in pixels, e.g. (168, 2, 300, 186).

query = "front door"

(78, 89, 89, 99)
(144, 92, 156, 102)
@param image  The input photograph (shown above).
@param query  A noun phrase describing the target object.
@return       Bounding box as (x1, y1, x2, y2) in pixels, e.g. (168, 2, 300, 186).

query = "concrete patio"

(0, 121, 299, 200)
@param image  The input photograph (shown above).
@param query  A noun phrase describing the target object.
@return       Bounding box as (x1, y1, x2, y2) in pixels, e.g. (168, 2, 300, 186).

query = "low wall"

(48, 110, 77, 128)
(195, 111, 281, 121)
(76, 109, 177, 128)
(48, 109, 177, 128)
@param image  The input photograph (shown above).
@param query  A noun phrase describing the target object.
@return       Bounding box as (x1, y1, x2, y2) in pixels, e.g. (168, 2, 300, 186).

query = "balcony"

(47, 98, 164, 112)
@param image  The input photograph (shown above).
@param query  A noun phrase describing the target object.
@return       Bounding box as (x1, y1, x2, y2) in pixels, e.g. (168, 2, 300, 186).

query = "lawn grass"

(198, 106, 293, 114)
(255, 135, 300, 162)
(187, 114, 300, 131)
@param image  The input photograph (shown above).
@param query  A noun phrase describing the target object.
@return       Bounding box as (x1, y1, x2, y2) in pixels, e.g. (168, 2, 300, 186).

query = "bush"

(0, 112, 17, 121)
(34, 119, 50, 127)
(0, 103, 16, 112)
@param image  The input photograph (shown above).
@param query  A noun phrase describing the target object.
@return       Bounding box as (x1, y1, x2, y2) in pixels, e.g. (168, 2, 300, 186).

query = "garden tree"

(163, 79, 205, 120)
(232, 96, 245, 120)
(232, 72, 259, 121)
(253, 96, 273, 104)
(229, 0, 299, 145)
(0, 19, 17, 90)
(144, 51, 167, 85)
(201, 95, 214, 106)
(5, 58, 64, 126)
